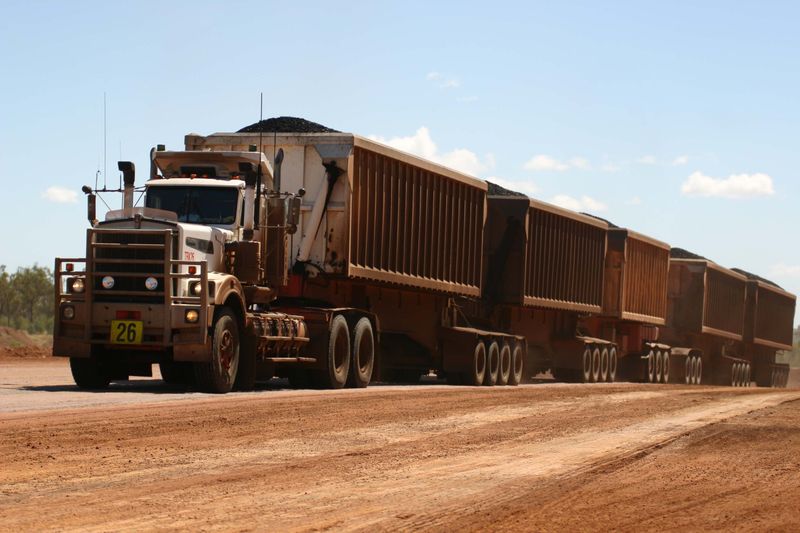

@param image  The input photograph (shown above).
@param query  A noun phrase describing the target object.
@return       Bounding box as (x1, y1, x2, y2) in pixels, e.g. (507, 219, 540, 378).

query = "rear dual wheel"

(347, 318, 374, 388)
(582, 347, 593, 383)
(464, 341, 487, 386)
(647, 350, 656, 383)
(510, 343, 524, 386)
(484, 341, 500, 386)
(498, 342, 511, 386)
(682, 355, 703, 385)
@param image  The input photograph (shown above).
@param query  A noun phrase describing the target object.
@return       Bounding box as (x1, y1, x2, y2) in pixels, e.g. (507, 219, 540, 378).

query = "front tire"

(70, 357, 110, 389)
(195, 307, 240, 394)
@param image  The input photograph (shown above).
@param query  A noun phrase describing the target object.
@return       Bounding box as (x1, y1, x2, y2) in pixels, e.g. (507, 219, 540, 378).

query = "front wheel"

(195, 307, 240, 394)
(70, 357, 110, 390)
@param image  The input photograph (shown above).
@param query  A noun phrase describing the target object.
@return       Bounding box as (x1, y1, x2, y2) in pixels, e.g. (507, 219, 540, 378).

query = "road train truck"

(54, 132, 526, 392)
(53, 123, 795, 391)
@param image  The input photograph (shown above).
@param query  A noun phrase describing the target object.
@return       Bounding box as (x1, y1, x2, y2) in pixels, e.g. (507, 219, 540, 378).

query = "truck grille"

(90, 229, 176, 304)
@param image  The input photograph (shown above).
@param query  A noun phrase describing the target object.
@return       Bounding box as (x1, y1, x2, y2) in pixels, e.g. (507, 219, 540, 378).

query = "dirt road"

(1, 359, 799, 532)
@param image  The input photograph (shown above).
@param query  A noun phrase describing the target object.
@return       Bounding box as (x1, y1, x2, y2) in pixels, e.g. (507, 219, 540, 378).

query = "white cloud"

(672, 155, 689, 166)
(486, 176, 538, 196)
(637, 155, 657, 165)
(680, 171, 775, 199)
(369, 127, 492, 176)
(626, 196, 642, 205)
(525, 155, 568, 172)
(42, 186, 78, 203)
(549, 194, 608, 212)
(771, 263, 800, 278)
(426, 71, 460, 89)
(523, 154, 591, 172)
(569, 157, 590, 169)
(770, 263, 800, 277)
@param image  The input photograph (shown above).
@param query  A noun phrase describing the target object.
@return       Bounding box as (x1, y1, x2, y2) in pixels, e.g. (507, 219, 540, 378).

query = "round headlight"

(191, 282, 202, 295)
(101, 276, 115, 289)
(72, 278, 85, 293)
(62, 305, 75, 320)
(145, 277, 158, 291)
(185, 309, 199, 323)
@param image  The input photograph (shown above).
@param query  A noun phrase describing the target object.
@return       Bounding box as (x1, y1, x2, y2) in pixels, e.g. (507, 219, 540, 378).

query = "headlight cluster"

(68, 277, 85, 293)
(189, 281, 203, 296)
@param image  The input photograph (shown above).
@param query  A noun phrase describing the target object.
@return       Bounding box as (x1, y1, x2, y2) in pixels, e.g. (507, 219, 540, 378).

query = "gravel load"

(731, 268, 783, 289)
(580, 213, 619, 228)
(670, 247, 708, 261)
(238, 116, 340, 134)
(486, 181, 528, 198)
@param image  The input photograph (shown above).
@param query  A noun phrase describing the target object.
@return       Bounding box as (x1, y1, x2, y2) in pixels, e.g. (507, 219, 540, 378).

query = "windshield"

(145, 186, 240, 225)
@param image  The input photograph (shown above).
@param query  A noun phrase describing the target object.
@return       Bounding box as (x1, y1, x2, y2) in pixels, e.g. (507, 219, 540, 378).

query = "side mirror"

(287, 196, 301, 234)
(82, 185, 96, 225)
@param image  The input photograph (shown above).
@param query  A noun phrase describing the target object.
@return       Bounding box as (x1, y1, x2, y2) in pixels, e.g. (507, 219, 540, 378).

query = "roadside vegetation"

(0, 264, 53, 334)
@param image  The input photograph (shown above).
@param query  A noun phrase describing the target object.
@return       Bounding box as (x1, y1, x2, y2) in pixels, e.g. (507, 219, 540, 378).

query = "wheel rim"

(662, 353, 670, 383)
(334, 327, 349, 374)
(500, 344, 511, 384)
(473, 343, 486, 385)
(647, 350, 655, 382)
(218, 329, 235, 373)
(357, 327, 374, 374)
(583, 348, 592, 382)
(732, 364, 739, 387)
(696, 359, 702, 385)
(600, 348, 609, 382)
(608, 348, 617, 382)
(591, 348, 601, 382)
(486, 342, 499, 385)
(685, 357, 692, 385)
(512, 345, 524, 384)
(655, 351, 663, 382)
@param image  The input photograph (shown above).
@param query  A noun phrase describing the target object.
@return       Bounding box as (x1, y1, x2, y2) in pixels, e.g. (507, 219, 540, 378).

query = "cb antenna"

(256, 93, 263, 217)
(103, 92, 108, 190)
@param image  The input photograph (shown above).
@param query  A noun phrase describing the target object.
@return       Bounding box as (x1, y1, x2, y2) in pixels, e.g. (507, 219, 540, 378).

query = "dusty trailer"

(739, 276, 795, 388)
(185, 130, 525, 387)
(581, 228, 672, 383)
(662, 258, 751, 386)
(482, 195, 615, 382)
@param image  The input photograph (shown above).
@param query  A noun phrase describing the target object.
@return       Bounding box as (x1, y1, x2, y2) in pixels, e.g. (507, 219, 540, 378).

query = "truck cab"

(53, 149, 314, 393)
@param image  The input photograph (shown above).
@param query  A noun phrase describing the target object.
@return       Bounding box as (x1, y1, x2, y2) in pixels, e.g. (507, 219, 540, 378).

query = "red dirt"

(0, 358, 798, 532)
(0, 327, 51, 360)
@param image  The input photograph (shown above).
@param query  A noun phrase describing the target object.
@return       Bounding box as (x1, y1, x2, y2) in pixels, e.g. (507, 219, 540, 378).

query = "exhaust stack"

(238, 162, 257, 240)
(118, 161, 135, 210)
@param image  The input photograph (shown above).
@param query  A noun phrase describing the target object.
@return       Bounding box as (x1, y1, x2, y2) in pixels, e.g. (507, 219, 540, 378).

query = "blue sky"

(2, 1, 800, 320)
